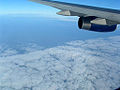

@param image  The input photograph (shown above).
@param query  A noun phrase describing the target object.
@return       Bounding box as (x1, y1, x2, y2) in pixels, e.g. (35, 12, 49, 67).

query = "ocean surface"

(0, 15, 120, 50)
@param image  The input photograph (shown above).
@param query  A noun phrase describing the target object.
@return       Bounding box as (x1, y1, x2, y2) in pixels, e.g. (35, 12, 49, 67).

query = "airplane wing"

(29, 0, 120, 32)
(29, 0, 120, 23)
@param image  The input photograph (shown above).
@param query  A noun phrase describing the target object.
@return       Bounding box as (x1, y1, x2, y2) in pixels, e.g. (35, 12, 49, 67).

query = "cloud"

(0, 14, 77, 22)
(0, 36, 120, 90)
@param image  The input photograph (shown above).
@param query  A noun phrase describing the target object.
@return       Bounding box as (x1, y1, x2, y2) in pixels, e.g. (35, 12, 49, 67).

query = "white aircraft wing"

(29, 0, 120, 23)
(29, 0, 120, 32)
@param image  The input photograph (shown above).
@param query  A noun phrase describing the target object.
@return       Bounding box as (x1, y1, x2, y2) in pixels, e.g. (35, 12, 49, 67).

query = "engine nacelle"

(78, 17, 117, 32)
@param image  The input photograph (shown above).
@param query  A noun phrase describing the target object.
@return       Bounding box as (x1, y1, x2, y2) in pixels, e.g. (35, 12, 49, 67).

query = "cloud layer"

(0, 36, 120, 90)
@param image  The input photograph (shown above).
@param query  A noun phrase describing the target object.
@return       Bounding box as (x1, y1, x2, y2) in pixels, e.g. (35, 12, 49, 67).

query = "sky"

(0, 0, 120, 49)
(0, 0, 120, 15)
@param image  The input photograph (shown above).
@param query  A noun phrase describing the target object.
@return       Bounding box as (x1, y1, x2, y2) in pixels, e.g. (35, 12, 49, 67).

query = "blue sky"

(0, 0, 120, 48)
(0, 0, 120, 15)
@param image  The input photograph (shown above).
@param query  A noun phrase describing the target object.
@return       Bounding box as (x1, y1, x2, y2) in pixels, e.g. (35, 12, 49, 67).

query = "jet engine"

(78, 17, 117, 32)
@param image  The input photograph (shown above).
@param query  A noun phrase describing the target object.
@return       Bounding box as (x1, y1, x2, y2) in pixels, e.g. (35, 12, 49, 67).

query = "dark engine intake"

(78, 17, 117, 32)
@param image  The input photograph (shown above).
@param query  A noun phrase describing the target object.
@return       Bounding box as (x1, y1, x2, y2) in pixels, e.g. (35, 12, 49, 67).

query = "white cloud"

(0, 36, 120, 90)
(0, 14, 77, 22)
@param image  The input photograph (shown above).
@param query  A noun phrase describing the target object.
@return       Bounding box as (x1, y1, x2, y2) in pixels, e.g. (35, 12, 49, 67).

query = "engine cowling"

(78, 17, 117, 32)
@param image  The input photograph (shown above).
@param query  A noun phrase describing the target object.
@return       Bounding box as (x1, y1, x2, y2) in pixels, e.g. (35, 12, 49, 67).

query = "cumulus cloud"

(0, 36, 120, 90)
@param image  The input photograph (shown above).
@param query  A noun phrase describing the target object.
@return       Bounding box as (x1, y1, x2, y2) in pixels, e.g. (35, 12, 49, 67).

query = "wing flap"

(56, 10, 86, 16)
